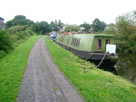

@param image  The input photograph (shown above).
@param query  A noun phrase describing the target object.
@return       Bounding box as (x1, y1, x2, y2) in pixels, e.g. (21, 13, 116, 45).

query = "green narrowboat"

(56, 34, 118, 61)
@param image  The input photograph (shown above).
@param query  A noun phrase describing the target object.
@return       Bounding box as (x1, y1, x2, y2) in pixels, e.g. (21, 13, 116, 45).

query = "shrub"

(0, 51, 7, 58)
(8, 25, 27, 34)
(115, 15, 136, 61)
(0, 30, 12, 52)
(8, 25, 35, 43)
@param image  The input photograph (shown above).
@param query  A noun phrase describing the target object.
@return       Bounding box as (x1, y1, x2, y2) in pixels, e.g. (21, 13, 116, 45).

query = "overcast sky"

(1, 0, 136, 25)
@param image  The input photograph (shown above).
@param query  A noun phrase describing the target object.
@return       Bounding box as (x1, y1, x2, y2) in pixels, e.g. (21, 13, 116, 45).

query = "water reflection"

(115, 59, 136, 84)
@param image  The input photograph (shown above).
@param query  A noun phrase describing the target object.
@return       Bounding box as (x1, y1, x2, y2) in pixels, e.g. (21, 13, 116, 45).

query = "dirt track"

(17, 36, 84, 102)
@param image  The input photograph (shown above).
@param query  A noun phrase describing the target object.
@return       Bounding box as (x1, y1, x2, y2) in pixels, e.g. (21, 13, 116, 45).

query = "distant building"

(59, 25, 65, 33)
(88, 28, 94, 33)
(0, 17, 5, 30)
(79, 27, 85, 33)
(0, 17, 4, 22)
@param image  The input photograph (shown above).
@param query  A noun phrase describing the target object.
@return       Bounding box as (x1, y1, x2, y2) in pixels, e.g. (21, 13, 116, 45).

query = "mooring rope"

(96, 54, 107, 68)
(86, 54, 93, 60)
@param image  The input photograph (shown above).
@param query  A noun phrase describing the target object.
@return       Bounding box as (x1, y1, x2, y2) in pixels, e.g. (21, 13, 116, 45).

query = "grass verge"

(0, 36, 40, 102)
(45, 37, 136, 102)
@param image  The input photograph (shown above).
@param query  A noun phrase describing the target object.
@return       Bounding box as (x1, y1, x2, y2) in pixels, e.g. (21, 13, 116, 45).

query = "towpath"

(17, 36, 84, 102)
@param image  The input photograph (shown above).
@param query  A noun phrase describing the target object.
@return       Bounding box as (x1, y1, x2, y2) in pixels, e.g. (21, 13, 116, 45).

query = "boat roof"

(92, 34, 113, 37)
(62, 33, 114, 37)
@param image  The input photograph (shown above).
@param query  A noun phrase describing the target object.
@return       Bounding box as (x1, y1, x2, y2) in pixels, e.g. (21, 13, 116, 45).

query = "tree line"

(5, 15, 108, 35)
(63, 19, 107, 33)
(6, 15, 63, 34)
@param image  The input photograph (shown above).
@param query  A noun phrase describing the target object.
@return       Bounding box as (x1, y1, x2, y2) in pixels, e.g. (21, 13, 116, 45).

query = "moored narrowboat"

(55, 34, 118, 71)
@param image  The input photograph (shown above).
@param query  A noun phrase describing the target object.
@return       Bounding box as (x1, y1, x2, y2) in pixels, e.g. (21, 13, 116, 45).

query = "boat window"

(106, 39, 110, 44)
(97, 39, 102, 49)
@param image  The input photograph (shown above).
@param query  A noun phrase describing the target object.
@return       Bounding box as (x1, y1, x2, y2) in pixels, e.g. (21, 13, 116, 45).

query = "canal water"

(92, 58, 136, 84)
(115, 59, 136, 84)
(91, 60, 118, 74)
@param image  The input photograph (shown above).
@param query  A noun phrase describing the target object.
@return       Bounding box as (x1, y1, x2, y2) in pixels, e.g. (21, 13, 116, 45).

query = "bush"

(8, 25, 35, 43)
(8, 25, 27, 34)
(115, 15, 136, 61)
(0, 51, 7, 58)
(0, 30, 12, 52)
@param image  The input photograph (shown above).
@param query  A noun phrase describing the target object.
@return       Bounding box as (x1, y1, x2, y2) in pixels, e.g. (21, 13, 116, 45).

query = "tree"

(6, 15, 34, 28)
(92, 18, 107, 32)
(64, 25, 80, 32)
(104, 23, 117, 34)
(114, 11, 136, 81)
(58, 20, 63, 29)
(50, 21, 58, 31)
(49, 20, 64, 32)
(33, 21, 50, 34)
(39, 21, 50, 34)
(80, 22, 91, 32)
(115, 15, 136, 59)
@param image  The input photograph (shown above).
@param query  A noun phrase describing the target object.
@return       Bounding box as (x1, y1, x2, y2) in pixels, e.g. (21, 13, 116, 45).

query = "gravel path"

(17, 36, 84, 102)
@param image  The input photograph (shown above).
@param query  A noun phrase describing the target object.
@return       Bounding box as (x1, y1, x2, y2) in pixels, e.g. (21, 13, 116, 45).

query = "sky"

(1, 0, 136, 25)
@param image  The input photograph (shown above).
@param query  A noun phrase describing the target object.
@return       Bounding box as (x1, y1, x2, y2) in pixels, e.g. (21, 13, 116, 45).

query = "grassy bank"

(0, 36, 40, 102)
(45, 37, 136, 102)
